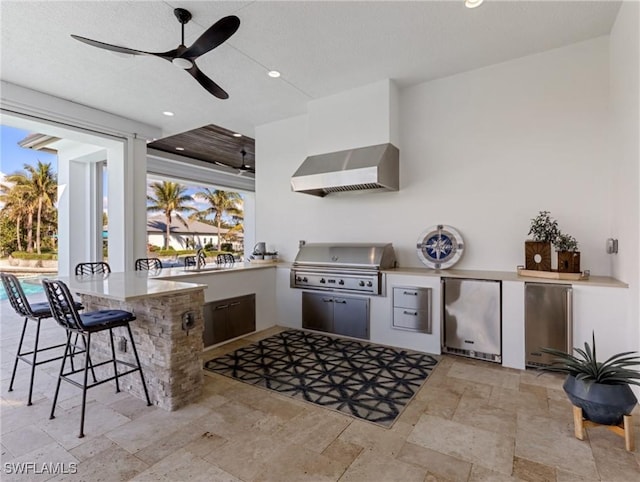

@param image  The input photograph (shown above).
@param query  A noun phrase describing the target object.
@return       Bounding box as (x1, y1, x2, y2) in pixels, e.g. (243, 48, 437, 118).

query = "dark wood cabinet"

(302, 292, 369, 340)
(203, 294, 256, 347)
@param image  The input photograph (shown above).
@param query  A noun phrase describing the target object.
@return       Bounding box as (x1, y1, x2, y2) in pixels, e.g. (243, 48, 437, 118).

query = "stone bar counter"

(58, 271, 206, 411)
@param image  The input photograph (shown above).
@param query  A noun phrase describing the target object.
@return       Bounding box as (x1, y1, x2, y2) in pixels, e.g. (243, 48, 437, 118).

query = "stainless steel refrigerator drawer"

(525, 283, 572, 367)
(393, 287, 430, 310)
(393, 307, 430, 332)
(442, 278, 502, 363)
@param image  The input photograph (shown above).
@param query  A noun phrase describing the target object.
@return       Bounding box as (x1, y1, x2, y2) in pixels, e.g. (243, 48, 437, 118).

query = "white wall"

(256, 37, 613, 276)
(609, 1, 640, 369)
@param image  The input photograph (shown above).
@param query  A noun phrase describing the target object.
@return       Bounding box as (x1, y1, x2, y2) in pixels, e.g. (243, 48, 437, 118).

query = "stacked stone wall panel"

(79, 289, 204, 411)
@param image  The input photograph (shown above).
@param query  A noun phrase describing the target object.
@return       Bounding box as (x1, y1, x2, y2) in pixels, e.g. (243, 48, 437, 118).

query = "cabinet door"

(333, 296, 369, 339)
(202, 302, 217, 348)
(228, 295, 256, 339)
(302, 292, 334, 333)
(211, 300, 232, 345)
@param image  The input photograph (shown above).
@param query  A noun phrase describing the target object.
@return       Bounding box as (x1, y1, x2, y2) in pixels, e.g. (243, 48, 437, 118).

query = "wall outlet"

(182, 311, 196, 331)
(118, 336, 127, 352)
(606, 238, 619, 254)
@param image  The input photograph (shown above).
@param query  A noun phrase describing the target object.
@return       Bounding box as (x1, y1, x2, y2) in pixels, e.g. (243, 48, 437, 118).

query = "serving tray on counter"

(249, 258, 278, 264)
(517, 266, 589, 281)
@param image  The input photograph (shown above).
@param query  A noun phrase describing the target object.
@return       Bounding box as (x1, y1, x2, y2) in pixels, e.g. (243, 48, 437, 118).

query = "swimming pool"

(0, 277, 45, 301)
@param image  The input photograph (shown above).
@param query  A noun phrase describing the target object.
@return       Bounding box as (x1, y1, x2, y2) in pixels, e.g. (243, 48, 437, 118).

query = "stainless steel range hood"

(291, 143, 399, 197)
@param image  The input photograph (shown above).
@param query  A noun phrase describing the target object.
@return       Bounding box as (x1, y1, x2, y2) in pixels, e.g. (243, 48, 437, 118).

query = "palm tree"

(193, 189, 242, 251)
(24, 161, 57, 254)
(147, 181, 195, 249)
(2, 171, 37, 252)
(0, 180, 29, 252)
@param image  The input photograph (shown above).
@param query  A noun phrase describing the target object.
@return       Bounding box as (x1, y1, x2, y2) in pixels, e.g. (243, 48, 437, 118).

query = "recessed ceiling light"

(268, 70, 281, 78)
(163, 111, 175, 116)
(232, 133, 242, 138)
(464, 0, 484, 8)
(176, 147, 185, 151)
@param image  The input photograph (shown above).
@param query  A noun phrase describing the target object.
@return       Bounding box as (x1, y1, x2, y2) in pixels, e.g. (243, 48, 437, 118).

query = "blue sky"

(1, 125, 57, 176)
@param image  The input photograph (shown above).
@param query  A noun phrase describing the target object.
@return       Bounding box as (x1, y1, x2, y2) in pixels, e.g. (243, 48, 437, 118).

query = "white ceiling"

(0, 1, 621, 139)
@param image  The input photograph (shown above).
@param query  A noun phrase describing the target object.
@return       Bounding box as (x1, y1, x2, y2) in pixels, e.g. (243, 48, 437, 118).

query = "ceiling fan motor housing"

(174, 8, 192, 24)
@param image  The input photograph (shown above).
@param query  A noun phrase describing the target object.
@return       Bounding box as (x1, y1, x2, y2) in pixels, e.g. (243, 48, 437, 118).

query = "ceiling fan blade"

(72, 35, 178, 61)
(182, 15, 240, 59)
(186, 63, 228, 99)
(71, 34, 146, 55)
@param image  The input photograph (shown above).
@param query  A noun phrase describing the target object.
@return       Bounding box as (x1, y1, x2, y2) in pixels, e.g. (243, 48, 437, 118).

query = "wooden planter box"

(524, 241, 552, 271)
(558, 251, 581, 273)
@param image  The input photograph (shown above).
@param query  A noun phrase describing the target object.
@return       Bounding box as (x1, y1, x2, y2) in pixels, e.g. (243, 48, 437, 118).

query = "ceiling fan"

(71, 8, 240, 99)
(215, 149, 255, 174)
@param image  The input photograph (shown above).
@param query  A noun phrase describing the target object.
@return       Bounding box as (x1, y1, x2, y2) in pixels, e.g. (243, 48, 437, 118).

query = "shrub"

(10, 251, 57, 260)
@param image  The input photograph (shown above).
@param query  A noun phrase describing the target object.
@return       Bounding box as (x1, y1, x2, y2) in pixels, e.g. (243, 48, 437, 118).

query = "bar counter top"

(57, 262, 279, 302)
(383, 267, 628, 288)
(57, 271, 207, 302)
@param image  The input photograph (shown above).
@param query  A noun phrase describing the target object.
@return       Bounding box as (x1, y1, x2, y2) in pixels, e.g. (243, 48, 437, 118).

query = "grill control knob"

(302, 277, 308, 283)
(366, 281, 373, 287)
(296, 276, 302, 282)
(320, 278, 326, 284)
(338, 280, 344, 285)
(358, 280, 365, 287)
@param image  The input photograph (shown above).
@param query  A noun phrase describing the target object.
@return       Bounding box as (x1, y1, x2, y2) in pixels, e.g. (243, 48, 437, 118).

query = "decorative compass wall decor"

(416, 225, 464, 269)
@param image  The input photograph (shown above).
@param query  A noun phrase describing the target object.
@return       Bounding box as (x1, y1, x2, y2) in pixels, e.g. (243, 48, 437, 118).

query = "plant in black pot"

(540, 332, 640, 425)
(553, 232, 581, 273)
(526, 211, 559, 271)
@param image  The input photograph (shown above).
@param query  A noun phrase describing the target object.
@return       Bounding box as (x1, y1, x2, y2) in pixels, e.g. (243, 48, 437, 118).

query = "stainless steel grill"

(290, 243, 396, 295)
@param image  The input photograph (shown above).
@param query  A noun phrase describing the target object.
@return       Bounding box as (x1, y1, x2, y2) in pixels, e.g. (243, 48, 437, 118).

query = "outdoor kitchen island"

(59, 271, 207, 411)
(61, 263, 280, 410)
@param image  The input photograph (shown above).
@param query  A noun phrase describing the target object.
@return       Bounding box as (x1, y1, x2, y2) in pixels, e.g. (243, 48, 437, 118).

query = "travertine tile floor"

(1, 295, 639, 481)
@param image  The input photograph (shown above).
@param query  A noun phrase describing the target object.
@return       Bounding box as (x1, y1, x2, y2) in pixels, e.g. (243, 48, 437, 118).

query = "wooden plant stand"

(572, 405, 635, 451)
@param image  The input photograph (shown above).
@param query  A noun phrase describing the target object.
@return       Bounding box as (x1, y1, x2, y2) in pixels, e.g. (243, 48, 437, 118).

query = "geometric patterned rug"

(204, 329, 439, 427)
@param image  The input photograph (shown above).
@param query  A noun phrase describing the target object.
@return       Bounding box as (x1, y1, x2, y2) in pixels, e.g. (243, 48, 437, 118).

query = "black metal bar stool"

(134, 258, 162, 271)
(42, 278, 151, 438)
(216, 253, 235, 264)
(75, 262, 111, 275)
(1, 272, 84, 406)
(184, 251, 206, 267)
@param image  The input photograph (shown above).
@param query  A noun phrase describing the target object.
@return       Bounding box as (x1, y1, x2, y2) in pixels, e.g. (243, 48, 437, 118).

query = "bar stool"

(75, 262, 111, 275)
(216, 253, 235, 264)
(184, 251, 206, 267)
(42, 278, 151, 438)
(134, 258, 162, 271)
(1, 272, 84, 406)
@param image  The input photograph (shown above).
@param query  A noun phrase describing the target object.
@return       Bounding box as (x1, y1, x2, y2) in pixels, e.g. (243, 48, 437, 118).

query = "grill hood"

(291, 143, 399, 197)
(292, 243, 397, 270)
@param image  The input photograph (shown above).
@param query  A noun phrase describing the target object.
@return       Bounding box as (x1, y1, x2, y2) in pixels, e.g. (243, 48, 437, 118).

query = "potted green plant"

(553, 232, 580, 273)
(525, 211, 559, 271)
(540, 332, 640, 425)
